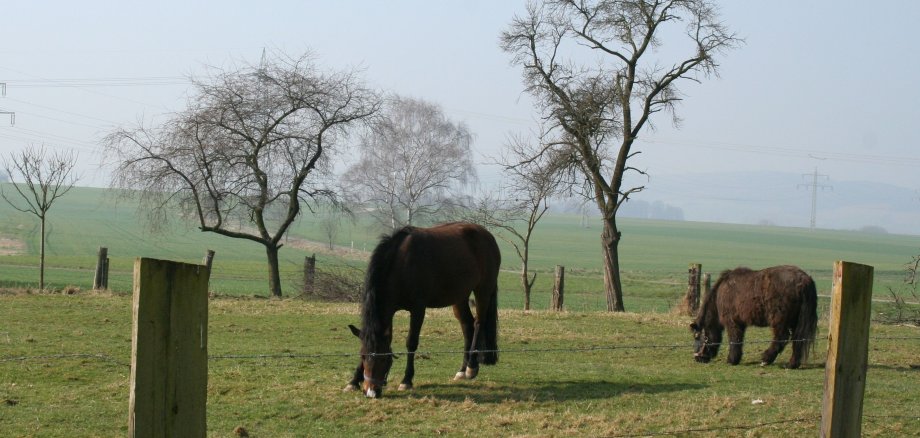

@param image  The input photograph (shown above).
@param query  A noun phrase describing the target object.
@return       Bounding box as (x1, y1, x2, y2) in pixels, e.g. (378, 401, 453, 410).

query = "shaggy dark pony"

(345, 222, 501, 398)
(690, 265, 818, 369)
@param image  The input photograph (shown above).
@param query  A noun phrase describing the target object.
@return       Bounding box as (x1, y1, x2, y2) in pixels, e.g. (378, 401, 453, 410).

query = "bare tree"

(1, 145, 80, 291)
(104, 51, 379, 297)
(470, 135, 560, 310)
(341, 96, 475, 230)
(501, 0, 740, 311)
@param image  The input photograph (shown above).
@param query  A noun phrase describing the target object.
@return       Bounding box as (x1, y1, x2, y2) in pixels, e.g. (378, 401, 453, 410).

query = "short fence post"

(102, 257, 109, 289)
(682, 263, 702, 315)
(93, 247, 108, 290)
(202, 250, 215, 277)
(304, 254, 316, 294)
(820, 261, 874, 438)
(551, 265, 565, 311)
(128, 258, 209, 438)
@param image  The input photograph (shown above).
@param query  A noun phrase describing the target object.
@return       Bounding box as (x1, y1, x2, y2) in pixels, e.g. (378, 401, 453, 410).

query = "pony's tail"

(793, 277, 819, 364)
(478, 284, 499, 365)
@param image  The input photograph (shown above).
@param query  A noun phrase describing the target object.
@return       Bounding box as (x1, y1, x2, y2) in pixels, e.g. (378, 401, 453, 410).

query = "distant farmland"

(1, 184, 918, 313)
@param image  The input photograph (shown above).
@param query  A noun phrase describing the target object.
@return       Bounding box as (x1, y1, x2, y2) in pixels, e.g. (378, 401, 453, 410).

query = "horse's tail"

(478, 283, 499, 365)
(793, 275, 819, 364)
(477, 231, 501, 366)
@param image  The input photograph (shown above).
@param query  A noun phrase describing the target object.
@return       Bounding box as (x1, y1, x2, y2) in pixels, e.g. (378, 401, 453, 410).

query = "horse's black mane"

(360, 226, 416, 352)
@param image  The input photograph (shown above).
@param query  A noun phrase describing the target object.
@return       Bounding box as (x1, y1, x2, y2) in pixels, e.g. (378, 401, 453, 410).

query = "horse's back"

(718, 265, 815, 327)
(392, 222, 500, 309)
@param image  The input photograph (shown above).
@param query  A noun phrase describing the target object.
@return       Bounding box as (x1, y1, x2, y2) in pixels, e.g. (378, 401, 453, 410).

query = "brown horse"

(344, 222, 501, 398)
(690, 265, 818, 369)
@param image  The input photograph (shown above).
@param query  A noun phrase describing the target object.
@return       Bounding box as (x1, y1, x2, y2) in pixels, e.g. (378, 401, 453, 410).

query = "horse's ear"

(348, 324, 361, 338)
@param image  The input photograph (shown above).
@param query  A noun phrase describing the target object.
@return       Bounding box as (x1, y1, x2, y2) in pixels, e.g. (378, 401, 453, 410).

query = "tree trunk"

(521, 260, 531, 311)
(601, 218, 625, 312)
(39, 215, 46, 291)
(265, 243, 283, 297)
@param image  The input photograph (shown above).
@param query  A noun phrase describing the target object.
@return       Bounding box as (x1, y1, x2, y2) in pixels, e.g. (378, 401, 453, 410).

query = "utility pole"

(798, 168, 832, 230)
(0, 82, 14, 125)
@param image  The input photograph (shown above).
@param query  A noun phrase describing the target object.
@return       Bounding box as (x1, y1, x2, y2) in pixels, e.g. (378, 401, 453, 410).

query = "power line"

(797, 168, 832, 230)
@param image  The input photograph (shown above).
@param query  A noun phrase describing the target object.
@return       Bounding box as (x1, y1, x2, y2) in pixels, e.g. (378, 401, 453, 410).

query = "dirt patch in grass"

(0, 236, 25, 255)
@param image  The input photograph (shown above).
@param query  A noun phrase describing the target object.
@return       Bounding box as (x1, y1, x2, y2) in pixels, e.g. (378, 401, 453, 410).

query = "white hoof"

(760, 361, 769, 367)
(454, 371, 467, 380)
(465, 367, 479, 379)
(398, 383, 412, 391)
(343, 383, 358, 392)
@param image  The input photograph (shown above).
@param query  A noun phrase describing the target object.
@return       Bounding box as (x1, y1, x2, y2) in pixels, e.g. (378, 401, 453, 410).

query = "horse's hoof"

(454, 371, 467, 380)
(398, 383, 413, 391)
(343, 383, 358, 392)
(760, 361, 768, 367)
(465, 367, 479, 379)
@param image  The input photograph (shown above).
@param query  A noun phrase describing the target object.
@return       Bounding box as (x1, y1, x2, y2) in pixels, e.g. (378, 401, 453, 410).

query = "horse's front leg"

(452, 302, 478, 380)
(399, 310, 426, 391)
(726, 324, 745, 365)
(344, 361, 364, 392)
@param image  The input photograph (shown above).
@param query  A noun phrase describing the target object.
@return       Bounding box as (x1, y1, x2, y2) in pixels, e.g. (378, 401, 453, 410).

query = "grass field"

(2, 185, 919, 435)
(1, 291, 918, 437)
(2, 185, 920, 315)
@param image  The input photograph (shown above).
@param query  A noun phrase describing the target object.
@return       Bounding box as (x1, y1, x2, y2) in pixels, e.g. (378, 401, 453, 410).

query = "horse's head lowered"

(689, 321, 722, 363)
(349, 324, 393, 398)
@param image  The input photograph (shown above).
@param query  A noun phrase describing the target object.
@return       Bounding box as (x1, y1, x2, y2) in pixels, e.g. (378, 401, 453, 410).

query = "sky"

(1, 1, 919, 232)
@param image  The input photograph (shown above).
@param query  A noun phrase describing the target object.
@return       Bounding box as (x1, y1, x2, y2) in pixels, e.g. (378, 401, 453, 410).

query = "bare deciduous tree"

(1, 145, 80, 291)
(501, 0, 741, 311)
(104, 51, 379, 297)
(470, 135, 561, 310)
(341, 96, 475, 230)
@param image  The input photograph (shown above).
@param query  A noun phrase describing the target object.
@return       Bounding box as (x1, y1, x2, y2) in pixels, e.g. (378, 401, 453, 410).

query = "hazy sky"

(2, 1, 919, 229)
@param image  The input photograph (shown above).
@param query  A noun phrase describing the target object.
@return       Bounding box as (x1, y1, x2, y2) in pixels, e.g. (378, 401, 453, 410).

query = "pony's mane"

(360, 226, 415, 352)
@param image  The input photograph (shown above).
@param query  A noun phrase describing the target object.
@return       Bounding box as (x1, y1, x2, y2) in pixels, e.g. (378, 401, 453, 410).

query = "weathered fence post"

(820, 261, 874, 438)
(551, 265, 565, 311)
(93, 247, 108, 290)
(128, 258, 209, 438)
(102, 256, 109, 289)
(304, 254, 316, 295)
(202, 250, 215, 276)
(682, 263, 702, 315)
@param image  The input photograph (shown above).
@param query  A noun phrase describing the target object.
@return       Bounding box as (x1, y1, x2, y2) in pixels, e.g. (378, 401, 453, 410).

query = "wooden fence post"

(202, 250, 215, 277)
(93, 247, 108, 290)
(820, 261, 874, 438)
(683, 263, 702, 315)
(304, 254, 316, 294)
(128, 258, 209, 438)
(551, 265, 565, 311)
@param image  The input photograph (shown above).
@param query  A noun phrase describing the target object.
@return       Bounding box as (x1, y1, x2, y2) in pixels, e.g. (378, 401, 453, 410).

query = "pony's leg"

(762, 325, 790, 366)
(452, 302, 477, 380)
(726, 325, 745, 365)
(344, 361, 364, 392)
(399, 311, 425, 391)
(788, 327, 804, 369)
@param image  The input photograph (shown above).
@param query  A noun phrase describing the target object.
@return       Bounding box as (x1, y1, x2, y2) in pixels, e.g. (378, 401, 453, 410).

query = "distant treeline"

(551, 197, 685, 221)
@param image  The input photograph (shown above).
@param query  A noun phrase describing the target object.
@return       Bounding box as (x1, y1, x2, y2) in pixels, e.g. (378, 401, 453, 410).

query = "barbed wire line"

(604, 416, 818, 437)
(0, 353, 130, 368)
(9, 335, 917, 366)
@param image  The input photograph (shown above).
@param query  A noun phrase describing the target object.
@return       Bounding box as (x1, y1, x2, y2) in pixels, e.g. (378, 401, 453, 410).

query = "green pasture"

(1, 184, 920, 314)
(1, 292, 918, 437)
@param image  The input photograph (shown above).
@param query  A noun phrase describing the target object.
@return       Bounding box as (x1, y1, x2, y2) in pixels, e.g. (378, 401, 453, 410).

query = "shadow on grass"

(408, 379, 706, 404)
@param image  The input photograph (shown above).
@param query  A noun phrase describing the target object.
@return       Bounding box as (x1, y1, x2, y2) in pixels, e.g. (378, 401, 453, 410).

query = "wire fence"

(3, 335, 919, 436)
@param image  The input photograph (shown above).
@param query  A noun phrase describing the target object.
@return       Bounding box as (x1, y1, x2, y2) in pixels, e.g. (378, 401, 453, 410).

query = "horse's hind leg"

(762, 325, 790, 366)
(452, 302, 478, 380)
(399, 310, 425, 391)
